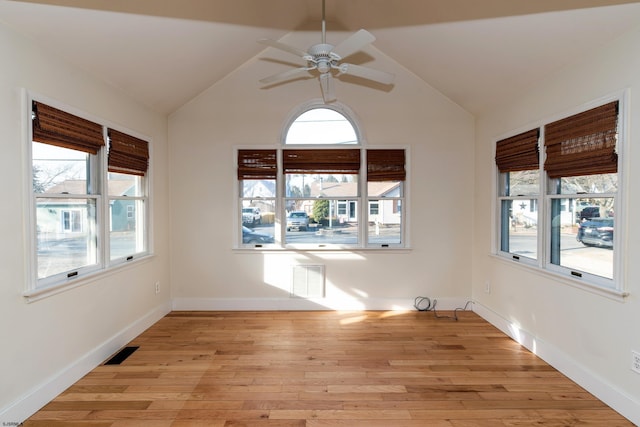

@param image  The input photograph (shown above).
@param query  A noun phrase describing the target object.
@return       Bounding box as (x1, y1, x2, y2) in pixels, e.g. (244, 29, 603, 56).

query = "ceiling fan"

(258, 0, 395, 103)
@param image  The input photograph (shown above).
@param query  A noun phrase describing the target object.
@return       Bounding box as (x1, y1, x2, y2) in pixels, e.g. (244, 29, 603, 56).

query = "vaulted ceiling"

(2, 0, 640, 115)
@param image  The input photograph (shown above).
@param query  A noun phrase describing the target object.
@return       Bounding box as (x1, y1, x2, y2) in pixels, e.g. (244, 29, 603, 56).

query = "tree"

(32, 163, 78, 193)
(313, 199, 329, 223)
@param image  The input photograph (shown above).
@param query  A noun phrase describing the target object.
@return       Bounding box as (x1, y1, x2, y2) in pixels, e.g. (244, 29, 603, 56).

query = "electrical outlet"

(632, 351, 640, 374)
(484, 280, 491, 294)
(155, 281, 160, 294)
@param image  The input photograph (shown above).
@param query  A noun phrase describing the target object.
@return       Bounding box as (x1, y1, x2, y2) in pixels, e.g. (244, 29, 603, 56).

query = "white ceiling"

(2, 0, 640, 115)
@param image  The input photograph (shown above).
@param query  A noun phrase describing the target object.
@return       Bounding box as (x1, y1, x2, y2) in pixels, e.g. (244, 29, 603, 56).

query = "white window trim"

(22, 90, 153, 301)
(493, 90, 629, 298)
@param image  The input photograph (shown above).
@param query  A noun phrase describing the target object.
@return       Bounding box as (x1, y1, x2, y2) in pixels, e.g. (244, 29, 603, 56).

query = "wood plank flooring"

(25, 311, 634, 426)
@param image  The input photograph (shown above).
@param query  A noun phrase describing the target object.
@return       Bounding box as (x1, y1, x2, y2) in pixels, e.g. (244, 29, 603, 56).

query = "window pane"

(367, 181, 403, 197)
(501, 170, 539, 196)
(241, 179, 276, 198)
(108, 172, 142, 197)
(241, 200, 275, 246)
(110, 199, 145, 260)
(556, 173, 617, 195)
(550, 198, 614, 279)
(32, 141, 89, 194)
(286, 174, 357, 198)
(500, 199, 538, 260)
(368, 199, 402, 245)
(36, 198, 97, 279)
(286, 200, 358, 245)
(285, 108, 357, 145)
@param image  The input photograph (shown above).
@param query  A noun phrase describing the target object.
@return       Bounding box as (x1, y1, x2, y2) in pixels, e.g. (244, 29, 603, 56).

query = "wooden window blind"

(495, 129, 540, 173)
(367, 149, 406, 181)
(544, 101, 619, 178)
(32, 101, 104, 154)
(237, 149, 277, 180)
(107, 129, 149, 176)
(283, 149, 360, 174)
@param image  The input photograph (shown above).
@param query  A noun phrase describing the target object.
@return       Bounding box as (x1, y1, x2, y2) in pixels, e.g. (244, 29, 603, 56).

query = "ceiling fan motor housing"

(308, 43, 337, 73)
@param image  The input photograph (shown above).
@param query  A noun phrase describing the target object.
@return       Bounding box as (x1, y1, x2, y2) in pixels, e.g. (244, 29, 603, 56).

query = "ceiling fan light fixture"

(317, 60, 331, 74)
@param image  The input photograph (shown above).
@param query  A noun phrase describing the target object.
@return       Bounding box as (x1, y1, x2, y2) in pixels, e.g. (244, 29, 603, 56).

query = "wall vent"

(291, 264, 325, 298)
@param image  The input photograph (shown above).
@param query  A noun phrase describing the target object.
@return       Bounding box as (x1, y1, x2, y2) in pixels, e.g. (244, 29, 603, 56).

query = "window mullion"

(360, 149, 367, 247)
(99, 130, 109, 267)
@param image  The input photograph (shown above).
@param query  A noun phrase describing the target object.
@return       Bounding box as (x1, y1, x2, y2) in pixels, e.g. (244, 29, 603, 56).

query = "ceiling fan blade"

(260, 67, 312, 85)
(258, 39, 310, 59)
(337, 63, 395, 85)
(331, 29, 376, 60)
(319, 73, 336, 103)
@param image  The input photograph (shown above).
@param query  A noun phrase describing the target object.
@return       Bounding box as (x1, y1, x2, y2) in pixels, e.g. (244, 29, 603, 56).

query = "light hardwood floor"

(25, 311, 634, 426)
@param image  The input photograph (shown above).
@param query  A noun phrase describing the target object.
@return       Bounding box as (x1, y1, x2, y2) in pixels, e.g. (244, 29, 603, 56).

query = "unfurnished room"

(0, 0, 639, 425)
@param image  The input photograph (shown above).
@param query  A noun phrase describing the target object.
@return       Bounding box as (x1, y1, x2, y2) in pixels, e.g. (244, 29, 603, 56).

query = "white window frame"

(23, 92, 152, 301)
(494, 92, 628, 299)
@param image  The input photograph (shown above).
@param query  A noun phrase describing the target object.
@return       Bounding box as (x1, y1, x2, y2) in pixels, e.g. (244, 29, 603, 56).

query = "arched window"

(236, 101, 406, 250)
(283, 103, 360, 145)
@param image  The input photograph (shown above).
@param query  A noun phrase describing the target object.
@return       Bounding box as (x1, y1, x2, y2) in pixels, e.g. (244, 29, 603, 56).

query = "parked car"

(242, 207, 261, 225)
(286, 211, 309, 231)
(242, 226, 273, 244)
(577, 206, 600, 222)
(577, 218, 613, 248)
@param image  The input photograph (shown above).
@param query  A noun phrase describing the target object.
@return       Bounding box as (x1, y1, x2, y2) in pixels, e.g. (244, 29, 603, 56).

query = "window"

(545, 101, 618, 284)
(496, 128, 540, 262)
(238, 149, 276, 246)
(284, 148, 360, 245)
(28, 99, 150, 296)
(496, 98, 623, 293)
(107, 129, 149, 262)
(237, 104, 406, 249)
(284, 107, 358, 145)
(367, 149, 405, 246)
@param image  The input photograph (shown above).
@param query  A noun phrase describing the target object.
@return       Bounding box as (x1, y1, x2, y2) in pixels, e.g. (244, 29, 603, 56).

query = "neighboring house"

(241, 180, 276, 214)
(37, 179, 136, 241)
(296, 180, 401, 225)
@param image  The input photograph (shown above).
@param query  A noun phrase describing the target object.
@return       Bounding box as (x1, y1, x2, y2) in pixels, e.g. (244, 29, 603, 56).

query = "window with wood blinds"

(366, 149, 406, 246)
(26, 98, 150, 300)
(495, 128, 540, 262)
(495, 96, 625, 298)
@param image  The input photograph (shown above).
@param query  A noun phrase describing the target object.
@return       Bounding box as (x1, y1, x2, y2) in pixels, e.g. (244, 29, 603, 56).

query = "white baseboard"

(172, 296, 472, 312)
(473, 302, 639, 426)
(0, 301, 172, 425)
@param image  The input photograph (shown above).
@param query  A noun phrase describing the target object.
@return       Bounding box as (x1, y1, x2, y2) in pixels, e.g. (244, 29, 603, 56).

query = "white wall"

(0, 22, 172, 422)
(473, 25, 640, 424)
(168, 35, 475, 311)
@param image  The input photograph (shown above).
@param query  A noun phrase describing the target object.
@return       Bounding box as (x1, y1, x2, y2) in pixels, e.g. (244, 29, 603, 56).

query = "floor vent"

(104, 346, 139, 365)
(291, 264, 325, 298)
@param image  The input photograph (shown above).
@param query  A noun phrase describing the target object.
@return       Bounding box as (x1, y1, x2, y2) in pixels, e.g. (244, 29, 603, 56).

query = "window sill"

(490, 253, 628, 302)
(23, 254, 154, 303)
(234, 246, 412, 253)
